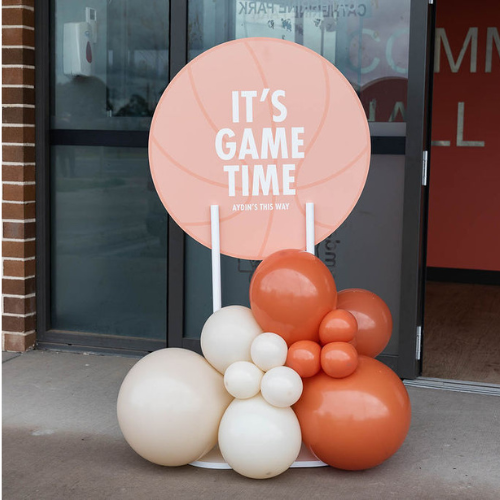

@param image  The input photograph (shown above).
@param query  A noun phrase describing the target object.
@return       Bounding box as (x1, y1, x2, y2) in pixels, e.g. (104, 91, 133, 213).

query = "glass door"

(168, 0, 433, 378)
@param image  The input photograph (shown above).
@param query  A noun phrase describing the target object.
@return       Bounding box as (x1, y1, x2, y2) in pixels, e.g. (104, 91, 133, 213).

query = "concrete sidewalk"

(3, 350, 500, 499)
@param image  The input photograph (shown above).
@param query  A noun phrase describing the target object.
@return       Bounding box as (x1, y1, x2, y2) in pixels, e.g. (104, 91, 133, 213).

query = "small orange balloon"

(250, 250, 337, 346)
(321, 342, 358, 378)
(293, 356, 411, 471)
(286, 341, 321, 378)
(337, 289, 393, 358)
(319, 309, 358, 345)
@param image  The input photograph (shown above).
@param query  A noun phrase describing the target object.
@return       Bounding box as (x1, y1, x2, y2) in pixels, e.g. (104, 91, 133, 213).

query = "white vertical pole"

(306, 202, 315, 255)
(211, 205, 222, 312)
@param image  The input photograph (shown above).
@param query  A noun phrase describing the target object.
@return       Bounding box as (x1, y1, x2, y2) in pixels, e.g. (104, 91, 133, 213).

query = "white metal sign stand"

(192, 202, 327, 469)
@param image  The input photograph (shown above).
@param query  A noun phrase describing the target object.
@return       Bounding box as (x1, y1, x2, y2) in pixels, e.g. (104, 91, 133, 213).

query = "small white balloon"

(218, 394, 302, 479)
(250, 332, 288, 372)
(224, 361, 263, 399)
(261, 366, 303, 408)
(201, 306, 263, 374)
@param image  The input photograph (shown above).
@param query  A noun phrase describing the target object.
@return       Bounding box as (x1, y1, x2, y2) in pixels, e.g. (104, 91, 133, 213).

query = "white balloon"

(261, 366, 303, 407)
(224, 361, 263, 399)
(117, 348, 232, 466)
(251, 332, 288, 372)
(201, 305, 263, 374)
(218, 394, 302, 479)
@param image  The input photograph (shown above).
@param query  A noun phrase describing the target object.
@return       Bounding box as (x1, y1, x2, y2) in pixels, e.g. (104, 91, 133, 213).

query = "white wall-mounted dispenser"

(63, 8, 97, 77)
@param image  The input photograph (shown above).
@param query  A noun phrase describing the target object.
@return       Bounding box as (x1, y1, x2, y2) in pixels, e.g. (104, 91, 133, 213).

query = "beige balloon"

(218, 394, 302, 479)
(117, 348, 232, 466)
(201, 306, 263, 374)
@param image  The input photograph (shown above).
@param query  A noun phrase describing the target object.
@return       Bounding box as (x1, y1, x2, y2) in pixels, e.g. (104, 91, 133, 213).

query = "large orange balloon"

(250, 250, 337, 346)
(293, 356, 411, 471)
(337, 289, 392, 357)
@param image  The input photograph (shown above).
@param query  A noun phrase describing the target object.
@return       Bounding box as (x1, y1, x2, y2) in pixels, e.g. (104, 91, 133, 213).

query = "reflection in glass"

(51, 146, 167, 338)
(52, 0, 169, 130)
(188, 0, 410, 125)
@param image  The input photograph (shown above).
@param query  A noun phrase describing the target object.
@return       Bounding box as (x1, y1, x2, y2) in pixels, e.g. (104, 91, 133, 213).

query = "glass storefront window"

(49, 1, 169, 344)
(188, 0, 410, 131)
(52, 0, 169, 131)
(51, 146, 167, 339)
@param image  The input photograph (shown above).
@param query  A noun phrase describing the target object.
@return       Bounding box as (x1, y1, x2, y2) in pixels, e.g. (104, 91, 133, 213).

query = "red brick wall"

(2, 0, 36, 351)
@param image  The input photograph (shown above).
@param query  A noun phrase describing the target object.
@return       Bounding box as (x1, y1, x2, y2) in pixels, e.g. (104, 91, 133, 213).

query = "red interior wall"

(427, 0, 500, 271)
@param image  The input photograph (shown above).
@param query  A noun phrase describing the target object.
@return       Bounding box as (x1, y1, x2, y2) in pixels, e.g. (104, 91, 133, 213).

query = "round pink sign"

(149, 38, 370, 260)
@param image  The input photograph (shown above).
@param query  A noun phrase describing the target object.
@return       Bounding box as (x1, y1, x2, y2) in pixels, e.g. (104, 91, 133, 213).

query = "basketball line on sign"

(187, 51, 272, 195)
(243, 37, 279, 256)
(293, 59, 331, 188)
(291, 60, 329, 224)
(291, 56, 370, 231)
(188, 65, 219, 134)
(300, 144, 369, 190)
(242, 40, 278, 258)
(242, 40, 276, 125)
(294, 149, 369, 230)
(151, 135, 233, 190)
(289, 59, 330, 237)
(187, 63, 249, 197)
(148, 148, 248, 231)
(298, 156, 370, 234)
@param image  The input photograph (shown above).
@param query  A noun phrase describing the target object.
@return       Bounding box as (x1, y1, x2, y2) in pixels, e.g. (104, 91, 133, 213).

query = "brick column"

(2, 0, 36, 351)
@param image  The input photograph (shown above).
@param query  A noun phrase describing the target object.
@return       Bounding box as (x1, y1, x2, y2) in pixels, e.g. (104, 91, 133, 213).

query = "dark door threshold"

(404, 377, 500, 397)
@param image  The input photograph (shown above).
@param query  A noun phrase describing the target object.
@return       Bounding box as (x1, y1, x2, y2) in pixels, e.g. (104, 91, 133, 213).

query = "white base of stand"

(190, 443, 328, 469)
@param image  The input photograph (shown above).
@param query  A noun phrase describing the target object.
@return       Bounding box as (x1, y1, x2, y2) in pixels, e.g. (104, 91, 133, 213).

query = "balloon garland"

(119, 36, 410, 480)
(117, 250, 411, 479)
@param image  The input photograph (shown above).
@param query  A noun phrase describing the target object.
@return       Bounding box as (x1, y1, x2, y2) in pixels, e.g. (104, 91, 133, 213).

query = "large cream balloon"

(218, 394, 302, 479)
(117, 348, 232, 466)
(201, 305, 263, 374)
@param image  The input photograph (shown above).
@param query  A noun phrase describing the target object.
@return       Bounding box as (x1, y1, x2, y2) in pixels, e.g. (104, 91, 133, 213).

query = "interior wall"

(427, 0, 500, 271)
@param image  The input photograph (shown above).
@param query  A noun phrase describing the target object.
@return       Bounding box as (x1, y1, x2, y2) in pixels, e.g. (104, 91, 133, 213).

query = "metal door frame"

(166, 0, 435, 379)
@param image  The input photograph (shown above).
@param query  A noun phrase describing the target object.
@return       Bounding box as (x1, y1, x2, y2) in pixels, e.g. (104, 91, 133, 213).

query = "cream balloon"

(218, 394, 302, 479)
(201, 305, 263, 374)
(250, 332, 288, 372)
(261, 366, 303, 407)
(117, 348, 232, 466)
(224, 361, 263, 399)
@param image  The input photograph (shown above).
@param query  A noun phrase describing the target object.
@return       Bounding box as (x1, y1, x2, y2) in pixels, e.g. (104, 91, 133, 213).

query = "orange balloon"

(319, 309, 358, 345)
(250, 250, 337, 346)
(293, 356, 411, 470)
(337, 289, 392, 357)
(286, 341, 321, 378)
(321, 342, 358, 378)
